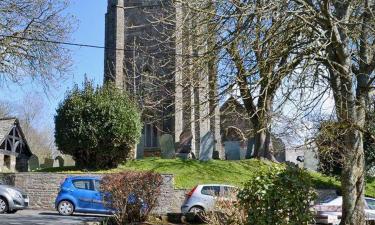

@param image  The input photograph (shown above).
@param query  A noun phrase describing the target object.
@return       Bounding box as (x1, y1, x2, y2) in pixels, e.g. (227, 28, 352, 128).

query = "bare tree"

(174, 0, 318, 159)
(293, 0, 375, 224)
(0, 0, 73, 86)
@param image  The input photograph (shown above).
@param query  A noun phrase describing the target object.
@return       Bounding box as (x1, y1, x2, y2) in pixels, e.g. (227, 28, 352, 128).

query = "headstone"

(273, 137, 286, 162)
(304, 148, 319, 171)
(176, 130, 193, 159)
(246, 138, 255, 159)
(176, 130, 192, 154)
(62, 155, 76, 167)
(239, 141, 248, 159)
(224, 141, 241, 160)
(136, 134, 145, 159)
(199, 132, 214, 161)
(40, 158, 54, 169)
(53, 156, 65, 167)
(28, 154, 39, 171)
(212, 150, 220, 160)
(160, 134, 175, 159)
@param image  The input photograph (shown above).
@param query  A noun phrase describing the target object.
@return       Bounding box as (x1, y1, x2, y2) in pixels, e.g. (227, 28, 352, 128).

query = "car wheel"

(57, 200, 74, 216)
(0, 197, 8, 214)
(189, 206, 204, 213)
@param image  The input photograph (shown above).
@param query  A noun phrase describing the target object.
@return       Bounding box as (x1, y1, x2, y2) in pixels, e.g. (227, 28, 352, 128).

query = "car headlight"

(6, 188, 22, 199)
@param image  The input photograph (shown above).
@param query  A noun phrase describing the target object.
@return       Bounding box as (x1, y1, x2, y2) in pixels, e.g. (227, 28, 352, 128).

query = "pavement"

(0, 210, 107, 225)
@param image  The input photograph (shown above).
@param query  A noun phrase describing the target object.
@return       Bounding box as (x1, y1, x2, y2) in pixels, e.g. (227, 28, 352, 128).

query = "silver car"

(181, 184, 236, 213)
(314, 196, 375, 224)
(0, 181, 29, 214)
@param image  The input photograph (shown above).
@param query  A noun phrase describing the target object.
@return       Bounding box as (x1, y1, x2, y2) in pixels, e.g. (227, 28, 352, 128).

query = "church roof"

(0, 117, 18, 143)
(0, 117, 32, 157)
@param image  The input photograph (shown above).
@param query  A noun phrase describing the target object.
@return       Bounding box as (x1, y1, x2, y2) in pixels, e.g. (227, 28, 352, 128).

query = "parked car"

(313, 196, 375, 224)
(55, 176, 147, 216)
(55, 176, 110, 215)
(181, 184, 237, 213)
(0, 180, 29, 214)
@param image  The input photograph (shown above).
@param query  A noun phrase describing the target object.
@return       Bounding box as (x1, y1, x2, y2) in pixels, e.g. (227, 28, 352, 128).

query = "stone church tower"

(104, 0, 222, 158)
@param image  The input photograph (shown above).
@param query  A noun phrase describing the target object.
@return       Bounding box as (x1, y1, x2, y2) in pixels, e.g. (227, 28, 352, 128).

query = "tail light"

(186, 186, 197, 199)
(60, 178, 66, 185)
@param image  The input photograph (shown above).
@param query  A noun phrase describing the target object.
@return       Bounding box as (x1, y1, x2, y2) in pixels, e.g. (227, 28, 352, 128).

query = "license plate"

(327, 215, 340, 224)
(24, 198, 29, 203)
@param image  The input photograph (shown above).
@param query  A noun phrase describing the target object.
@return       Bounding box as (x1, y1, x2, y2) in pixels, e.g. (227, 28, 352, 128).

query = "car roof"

(198, 184, 236, 188)
(324, 196, 375, 204)
(67, 176, 101, 180)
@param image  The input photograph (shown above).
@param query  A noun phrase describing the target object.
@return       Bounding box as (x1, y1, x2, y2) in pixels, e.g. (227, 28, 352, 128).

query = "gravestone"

(304, 148, 319, 171)
(40, 158, 54, 169)
(62, 155, 76, 166)
(199, 132, 214, 161)
(160, 134, 175, 159)
(53, 156, 65, 167)
(176, 130, 194, 159)
(28, 154, 39, 171)
(246, 138, 255, 159)
(136, 134, 145, 159)
(224, 141, 241, 160)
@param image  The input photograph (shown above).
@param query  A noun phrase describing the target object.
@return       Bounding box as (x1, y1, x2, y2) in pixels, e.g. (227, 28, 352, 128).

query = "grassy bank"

(37, 157, 375, 197)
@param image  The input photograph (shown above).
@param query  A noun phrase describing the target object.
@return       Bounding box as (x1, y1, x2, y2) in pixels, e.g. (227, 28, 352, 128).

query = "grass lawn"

(38, 157, 375, 197)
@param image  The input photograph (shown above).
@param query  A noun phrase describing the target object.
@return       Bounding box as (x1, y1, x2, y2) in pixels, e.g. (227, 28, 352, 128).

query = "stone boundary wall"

(0, 173, 338, 214)
(0, 173, 187, 214)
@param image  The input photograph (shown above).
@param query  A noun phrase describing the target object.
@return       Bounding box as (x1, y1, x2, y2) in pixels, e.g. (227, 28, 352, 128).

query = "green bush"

(238, 164, 317, 225)
(55, 81, 142, 169)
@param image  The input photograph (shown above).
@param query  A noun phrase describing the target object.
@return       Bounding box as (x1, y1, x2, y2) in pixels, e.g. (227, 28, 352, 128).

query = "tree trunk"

(254, 127, 276, 161)
(253, 98, 276, 161)
(340, 130, 366, 225)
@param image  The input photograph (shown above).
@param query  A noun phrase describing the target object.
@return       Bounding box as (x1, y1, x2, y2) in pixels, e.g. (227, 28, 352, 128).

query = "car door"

(365, 198, 375, 220)
(92, 179, 109, 213)
(200, 186, 220, 210)
(71, 179, 96, 212)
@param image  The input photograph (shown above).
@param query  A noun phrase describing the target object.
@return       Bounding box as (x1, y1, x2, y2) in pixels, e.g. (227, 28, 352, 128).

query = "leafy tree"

(55, 82, 142, 169)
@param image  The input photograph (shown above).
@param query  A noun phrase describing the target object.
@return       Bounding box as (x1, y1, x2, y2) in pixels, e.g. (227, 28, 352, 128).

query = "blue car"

(55, 176, 111, 215)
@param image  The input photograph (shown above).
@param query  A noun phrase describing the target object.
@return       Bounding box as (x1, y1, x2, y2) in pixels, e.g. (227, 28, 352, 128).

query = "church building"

(104, 0, 223, 158)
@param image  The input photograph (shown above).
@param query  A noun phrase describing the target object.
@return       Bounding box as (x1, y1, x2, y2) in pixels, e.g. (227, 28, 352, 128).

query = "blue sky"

(0, 1, 107, 128)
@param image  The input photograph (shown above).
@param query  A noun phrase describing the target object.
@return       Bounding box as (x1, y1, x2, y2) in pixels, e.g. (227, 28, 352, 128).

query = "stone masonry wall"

(0, 172, 337, 214)
(0, 173, 186, 214)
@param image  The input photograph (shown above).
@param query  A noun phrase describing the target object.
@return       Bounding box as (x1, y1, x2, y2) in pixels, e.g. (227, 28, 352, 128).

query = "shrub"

(204, 189, 247, 225)
(54, 81, 142, 169)
(100, 171, 163, 224)
(238, 164, 317, 225)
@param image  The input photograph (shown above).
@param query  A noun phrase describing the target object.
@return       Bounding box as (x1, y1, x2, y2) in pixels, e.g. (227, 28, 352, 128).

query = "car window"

(367, 199, 375, 210)
(94, 180, 101, 191)
(201, 186, 220, 196)
(223, 186, 237, 197)
(73, 179, 94, 191)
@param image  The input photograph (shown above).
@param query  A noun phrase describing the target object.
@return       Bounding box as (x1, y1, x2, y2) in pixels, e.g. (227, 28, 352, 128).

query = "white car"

(313, 196, 375, 224)
(180, 184, 237, 213)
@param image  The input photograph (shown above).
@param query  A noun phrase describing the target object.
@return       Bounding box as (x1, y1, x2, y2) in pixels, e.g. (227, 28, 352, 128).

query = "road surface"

(0, 210, 106, 225)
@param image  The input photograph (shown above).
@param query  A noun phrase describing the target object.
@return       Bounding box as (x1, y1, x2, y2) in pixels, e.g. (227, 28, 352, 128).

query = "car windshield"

(320, 196, 337, 204)
(366, 199, 375, 210)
